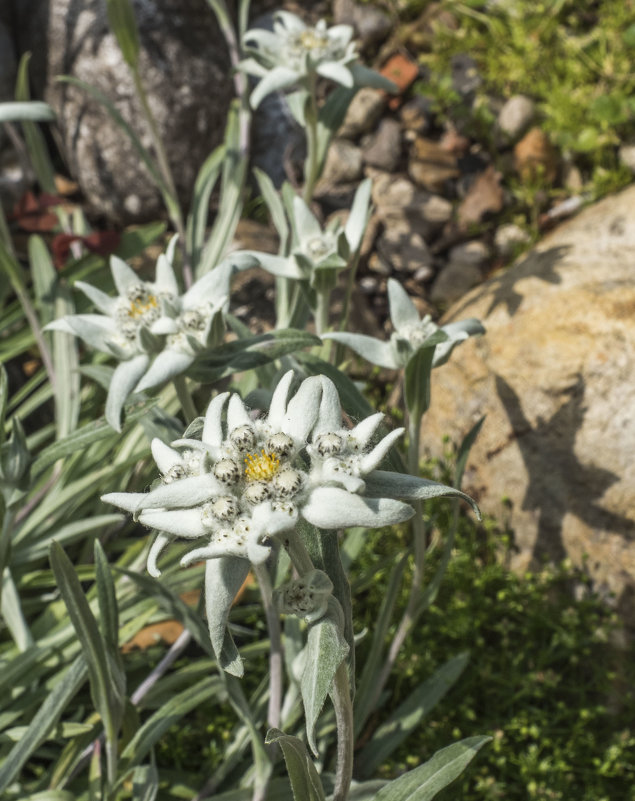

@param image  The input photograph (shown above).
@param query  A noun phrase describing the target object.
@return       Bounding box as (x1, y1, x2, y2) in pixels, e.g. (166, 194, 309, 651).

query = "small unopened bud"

(273, 569, 333, 622)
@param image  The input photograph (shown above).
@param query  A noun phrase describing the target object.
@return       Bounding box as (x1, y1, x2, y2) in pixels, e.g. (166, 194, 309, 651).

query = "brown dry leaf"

(457, 165, 504, 227)
(514, 127, 558, 184)
(54, 174, 79, 196)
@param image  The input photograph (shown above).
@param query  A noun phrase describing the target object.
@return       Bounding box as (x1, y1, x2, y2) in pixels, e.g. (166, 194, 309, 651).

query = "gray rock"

(494, 223, 530, 258)
(339, 87, 386, 139)
(400, 96, 432, 136)
(429, 260, 482, 305)
(333, 0, 392, 48)
(421, 185, 635, 622)
(362, 118, 402, 172)
(376, 217, 432, 274)
(497, 94, 536, 140)
(318, 139, 363, 187)
(448, 240, 491, 269)
(371, 174, 453, 240)
(14, 0, 233, 224)
(618, 143, 635, 173)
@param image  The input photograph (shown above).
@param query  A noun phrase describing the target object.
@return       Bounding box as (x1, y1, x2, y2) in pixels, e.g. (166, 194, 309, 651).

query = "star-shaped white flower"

(324, 278, 485, 369)
(241, 11, 395, 109)
(45, 241, 253, 431)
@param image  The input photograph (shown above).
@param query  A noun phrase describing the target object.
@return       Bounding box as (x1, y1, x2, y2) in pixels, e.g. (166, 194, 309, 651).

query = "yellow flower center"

(129, 294, 158, 319)
(244, 450, 280, 482)
(299, 29, 329, 50)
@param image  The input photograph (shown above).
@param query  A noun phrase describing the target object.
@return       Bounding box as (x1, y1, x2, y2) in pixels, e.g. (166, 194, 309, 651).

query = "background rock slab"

(421, 186, 635, 619)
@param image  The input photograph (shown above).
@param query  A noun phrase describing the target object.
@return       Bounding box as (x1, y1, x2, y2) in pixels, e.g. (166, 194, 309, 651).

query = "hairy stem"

(253, 562, 283, 730)
(302, 77, 320, 205)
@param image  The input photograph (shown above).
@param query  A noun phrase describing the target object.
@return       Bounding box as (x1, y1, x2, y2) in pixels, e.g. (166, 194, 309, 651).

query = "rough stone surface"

(339, 87, 386, 139)
(497, 94, 536, 140)
(409, 136, 459, 192)
(429, 259, 482, 305)
(14, 0, 234, 224)
(376, 217, 432, 274)
(333, 0, 392, 49)
(494, 223, 531, 257)
(618, 143, 635, 173)
(318, 138, 363, 188)
(448, 240, 490, 269)
(371, 173, 452, 241)
(362, 118, 402, 172)
(421, 186, 635, 620)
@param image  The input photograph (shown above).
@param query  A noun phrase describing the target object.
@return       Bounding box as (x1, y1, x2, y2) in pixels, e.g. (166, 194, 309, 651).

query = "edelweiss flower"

(324, 278, 485, 369)
(45, 241, 251, 431)
(241, 11, 394, 109)
(248, 179, 371, 285)
(102, 370, 414, 575)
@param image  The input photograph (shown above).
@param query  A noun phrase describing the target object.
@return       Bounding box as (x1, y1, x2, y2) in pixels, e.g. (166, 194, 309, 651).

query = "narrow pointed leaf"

(205, 557, 250, 676)
(265, 729, 327, 801)
(301, 615, 349, 755)
(373, 736, 491, 801)
(106, 0, 140, 68)
(364, 471, 481, 519)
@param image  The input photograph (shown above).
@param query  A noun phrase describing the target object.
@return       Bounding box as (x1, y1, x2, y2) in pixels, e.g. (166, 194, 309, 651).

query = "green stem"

(105, 738, 117, 789)
(173, 376, 198, 424)
(302, 76, 320, 205)
(253, 562, 283, 731)
(283, 528, 314, 575)
(331, 662, 354, 801)
(314, 288, 330, 338)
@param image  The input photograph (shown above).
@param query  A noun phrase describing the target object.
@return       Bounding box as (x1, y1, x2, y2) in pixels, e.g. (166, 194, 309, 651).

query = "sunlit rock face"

(420, 185, 635, 621)
(14, 0, 234, 224)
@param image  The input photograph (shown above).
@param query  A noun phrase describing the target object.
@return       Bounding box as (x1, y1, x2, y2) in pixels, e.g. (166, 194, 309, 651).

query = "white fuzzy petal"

(302, 487, 413, 529)
(282, 376, 322, 444)
(268, 371, 295, 429)
(137, 474, 221, 510)
(74, 281, 117, 315)
(138, 508, 207, 538)
(227, 393, 252, 431)
(350, 412, 385, 448)
(203, 391, 230, 448)
(135, 349, 194, 392)
(313, 376, 342, 436)
(360, 427, 404, 475)
(151, 438, 182, 473)
(388, 278, 420, 333)
(101, 491, 146, 513)
(110, 255, 140, 295)
(105, 354, 150, 432)
(147, 531, 173, 577)
(155, 253, 179, 295)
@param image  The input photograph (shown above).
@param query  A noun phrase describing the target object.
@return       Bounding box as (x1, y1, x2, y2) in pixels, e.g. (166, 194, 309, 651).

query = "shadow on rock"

(494, 374, 633, 568)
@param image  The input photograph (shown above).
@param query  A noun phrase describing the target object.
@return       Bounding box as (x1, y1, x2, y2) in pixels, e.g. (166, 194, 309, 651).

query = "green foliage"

(356, 497, 635, 800)
(418, 0, 635, 200)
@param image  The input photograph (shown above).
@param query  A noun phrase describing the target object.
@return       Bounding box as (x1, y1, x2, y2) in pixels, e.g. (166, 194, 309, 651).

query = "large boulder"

(421, 186, 635, 619)
(13, 0, 234, 223)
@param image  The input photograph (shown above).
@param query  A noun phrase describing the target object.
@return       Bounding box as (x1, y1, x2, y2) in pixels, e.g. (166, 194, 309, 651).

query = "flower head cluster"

(46, 242, 253, 430)
(325, 278, 485, 370)
(242, 12, 357, 108)
(102, 371, 414, 575)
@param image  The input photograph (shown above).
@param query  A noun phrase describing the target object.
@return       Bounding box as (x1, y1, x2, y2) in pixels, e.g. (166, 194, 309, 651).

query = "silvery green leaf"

(264, 729, 327, 801)
(373, 736, 491, 801)
(313, 252, 348, 271)
(388, 278, 421, 332)
(316, 60, 354, 86)
(138, 508, 206, 538)
(303, 487, 413, 529)
(137, 324, 163, 353)
(0, 656, 87, 793)
(301, 613, 349, 755)
(286, 88, 311, 126)
(344, 178, 372, 253)
(0, 100, 56, 122)
(105, 354, 150, 432)
(239, 56, 269, 78)
(132, 760, 159, 801)
(0, 366, 7, 444)
(356, 652, 470, 777)
(250, 65, 299, 109)
(134, 349, 193, 392)
(136, 474, 221, 511)
(433, 318, 485, 367)
(147, 531, 172, 578)
(322, 332, 399, 369)
(253, 167, 289, 251)
(350, 63, 398, 92)
(106, 0, 140, 68)
(205, 557, 250, 676)
(364, 470, 481, 519)
(0, 418, 30, 487)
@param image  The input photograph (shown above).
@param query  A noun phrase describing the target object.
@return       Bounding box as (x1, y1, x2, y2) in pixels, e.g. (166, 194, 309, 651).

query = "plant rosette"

(45, 239, 256, 430)
(102, 370, 478, 667)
